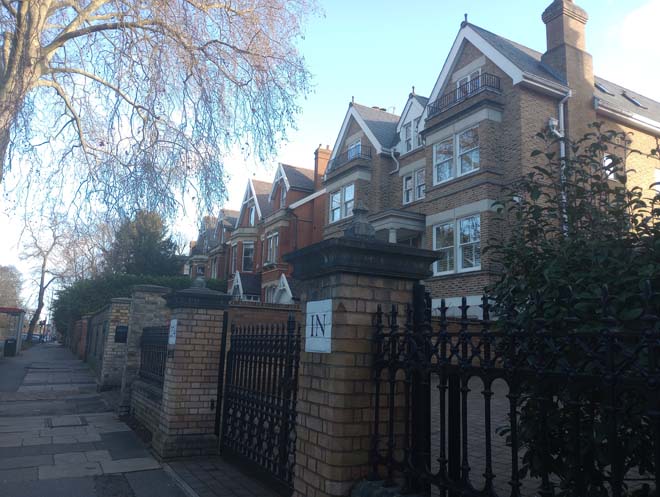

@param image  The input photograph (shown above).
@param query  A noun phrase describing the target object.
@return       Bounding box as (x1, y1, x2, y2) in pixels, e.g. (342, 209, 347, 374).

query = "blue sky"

(2, 0, 659, 307)
(217, 0, 660, 212)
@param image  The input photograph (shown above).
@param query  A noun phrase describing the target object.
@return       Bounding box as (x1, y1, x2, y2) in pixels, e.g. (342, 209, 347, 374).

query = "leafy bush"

(53, 274, 227, 336)
(487, 123, 660, 496)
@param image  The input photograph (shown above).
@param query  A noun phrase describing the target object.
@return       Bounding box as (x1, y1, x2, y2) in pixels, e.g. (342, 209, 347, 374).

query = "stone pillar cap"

(165, 286, 231, 310)
(284, 236, 437, 282)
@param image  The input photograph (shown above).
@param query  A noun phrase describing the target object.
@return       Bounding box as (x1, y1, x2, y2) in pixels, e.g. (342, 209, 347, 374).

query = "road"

(0, 342, 188, 497)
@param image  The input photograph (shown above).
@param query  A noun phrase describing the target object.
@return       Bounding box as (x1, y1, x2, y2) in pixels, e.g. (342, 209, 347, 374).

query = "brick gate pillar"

(153, 281, 230, 459)
(118, 285, 171, 416)
(285, 235, 437, 497)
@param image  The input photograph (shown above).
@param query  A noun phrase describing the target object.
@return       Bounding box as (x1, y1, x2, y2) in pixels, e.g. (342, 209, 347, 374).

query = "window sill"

(402, 197, 426, 207)
(432, 168, 480, 188)
(327, 214, 354, 226)
(430, 267, 482, 278)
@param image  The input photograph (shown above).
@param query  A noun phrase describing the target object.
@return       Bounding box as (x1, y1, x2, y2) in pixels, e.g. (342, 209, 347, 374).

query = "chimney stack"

(314, 144, 332, 190)
(541, 0, 595, 139)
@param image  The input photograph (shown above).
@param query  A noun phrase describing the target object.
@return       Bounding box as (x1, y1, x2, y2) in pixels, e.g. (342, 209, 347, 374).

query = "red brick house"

(189, 146, 330, 302)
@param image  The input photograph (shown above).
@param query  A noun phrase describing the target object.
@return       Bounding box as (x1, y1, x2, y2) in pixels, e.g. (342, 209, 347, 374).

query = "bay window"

(403, 168, 426, 204)
(242, 242, 254, 272)
(266, 232, 279, 264)
(433, 127, 480, 185)
(330, 184, 354, 222)
(433, 214, 481, 274)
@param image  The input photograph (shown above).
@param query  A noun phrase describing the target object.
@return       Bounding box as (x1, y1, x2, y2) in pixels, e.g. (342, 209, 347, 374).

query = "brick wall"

(120, 285, 171, 416)
(130, 379, 163, 438)
(87, 299, 131, 390)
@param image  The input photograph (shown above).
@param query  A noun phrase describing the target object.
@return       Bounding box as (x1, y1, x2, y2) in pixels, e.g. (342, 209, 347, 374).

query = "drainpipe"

(388, 148, 400, 175)
(551, 91, 572, 236)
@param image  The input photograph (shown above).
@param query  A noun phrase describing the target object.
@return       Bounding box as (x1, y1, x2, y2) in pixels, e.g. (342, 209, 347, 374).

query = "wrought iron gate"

(218, 314, 301, 496)
(369, 283, 660, 497)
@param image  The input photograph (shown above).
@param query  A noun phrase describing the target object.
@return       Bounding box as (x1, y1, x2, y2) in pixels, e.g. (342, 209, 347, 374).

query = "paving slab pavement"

(0, 343, 187, 497)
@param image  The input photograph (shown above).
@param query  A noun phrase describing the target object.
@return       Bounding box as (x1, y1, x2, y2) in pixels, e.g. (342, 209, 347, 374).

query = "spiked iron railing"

(369, 283, 660, 497)
(139, 326, 168, 385)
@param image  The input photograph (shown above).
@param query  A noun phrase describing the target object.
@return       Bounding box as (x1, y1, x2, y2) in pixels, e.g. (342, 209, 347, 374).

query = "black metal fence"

(219, 314, 301, 496)
(427, 72, 501, 118)
(369, 284, 660, 497)
(139, 326, 168, 385)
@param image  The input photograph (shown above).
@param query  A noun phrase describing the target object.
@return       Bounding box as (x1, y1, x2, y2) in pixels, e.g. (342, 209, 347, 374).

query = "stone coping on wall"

(165, 286, 231, 310)
(284, 236, 438, 282)
(131, 284, 172, 294)
(228, 301, 300, 311)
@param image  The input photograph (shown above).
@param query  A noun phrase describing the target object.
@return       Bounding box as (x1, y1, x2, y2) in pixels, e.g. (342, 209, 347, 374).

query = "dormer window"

(457, 70, 481, 100)
(414, 117, 422, 147)
(248, 205, 255, 226)
(347, 140, 361, 160)
(404, 123, 412, 152)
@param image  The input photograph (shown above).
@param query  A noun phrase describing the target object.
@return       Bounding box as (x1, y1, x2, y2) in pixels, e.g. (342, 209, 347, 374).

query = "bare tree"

(0, 1, 315, 218)
(20, 214, 64, 339)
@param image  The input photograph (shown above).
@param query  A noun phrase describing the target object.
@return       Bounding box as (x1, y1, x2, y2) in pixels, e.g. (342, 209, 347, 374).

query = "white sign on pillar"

(168, 319, 177, 346)
(305, 299, 332, 353)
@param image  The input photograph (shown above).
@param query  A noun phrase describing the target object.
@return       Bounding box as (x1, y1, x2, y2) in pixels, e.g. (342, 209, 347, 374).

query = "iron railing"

(139, 326, 168, 385)
(219, 314, 301, 496)
(369, 284, 660, 497)
(427, 73, 501, 118)
(328, 144, 372, 170)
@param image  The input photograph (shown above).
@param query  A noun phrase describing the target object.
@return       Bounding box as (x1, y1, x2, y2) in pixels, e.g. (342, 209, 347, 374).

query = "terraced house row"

(188, 0, 660, 312)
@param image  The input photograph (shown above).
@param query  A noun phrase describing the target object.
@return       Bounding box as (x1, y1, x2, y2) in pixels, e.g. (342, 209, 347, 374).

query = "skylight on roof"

(595, 82, 615, 96)
(622, 91, 648, 109)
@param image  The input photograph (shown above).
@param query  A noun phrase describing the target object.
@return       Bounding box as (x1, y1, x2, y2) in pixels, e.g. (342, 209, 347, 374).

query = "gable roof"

(252, 179, 273, 219)
(467, 24, 565, 84)
(282, 164, 315, 191)
(328, 102, 400, 170)
(425, 22, 659, 132)
(413, 94, 429, 107)
(352, 103, 400, 148)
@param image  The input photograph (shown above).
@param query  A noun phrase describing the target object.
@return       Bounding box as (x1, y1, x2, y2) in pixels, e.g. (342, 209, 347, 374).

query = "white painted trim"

(451, 56, 486, 83)
(398, 158, 427, 177)
(288, 188, 326, 210)
(324, 169, 371, 191)
(329, 105, 387, 160)
(595, 98, 660, 135)
(396, 98, 415, 133)
(426, 199, 496, 226)
(231, 272, 244, 298)
(425, 26, 524, 121)
(268, 164, 291, 202)
(425, 107, 502, 145)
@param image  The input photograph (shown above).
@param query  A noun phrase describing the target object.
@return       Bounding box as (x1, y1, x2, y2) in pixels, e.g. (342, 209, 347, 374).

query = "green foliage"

(104, 210, 181, 276)
(52, 274, 227, 336)
(488, 123, 660, 496)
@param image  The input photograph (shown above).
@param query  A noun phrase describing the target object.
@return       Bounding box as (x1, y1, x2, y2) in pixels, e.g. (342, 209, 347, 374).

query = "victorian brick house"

(323, 0, 660, 314)
(186, 209, 239, 280)
(188, 146, 330, 303)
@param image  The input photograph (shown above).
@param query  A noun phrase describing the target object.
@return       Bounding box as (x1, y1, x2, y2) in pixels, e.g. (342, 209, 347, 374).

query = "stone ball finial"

(344, 200, 376, 239)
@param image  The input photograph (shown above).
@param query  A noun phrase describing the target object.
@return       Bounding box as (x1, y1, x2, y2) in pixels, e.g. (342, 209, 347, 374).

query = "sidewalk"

(0, 343, 186, 497)
(167, 457, 280, 497)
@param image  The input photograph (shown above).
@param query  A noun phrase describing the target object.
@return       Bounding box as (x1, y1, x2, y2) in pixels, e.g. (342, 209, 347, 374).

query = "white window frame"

(242, 241, 254, 272)
(329, 184, 355, 223)
(404, 123, 412, 152)
(456, 69, 481, 99)
(433, 126, 480, 186)
(655, 168, 660, 192)
(329, 190, 341, 223)
(432, 214, 481, 276)
(402, 168, 426, 205)
(347, 139, 361, 160)
(248, 205, 256, 226)
(266, 232, 279, 264)
(414, 117, 423, 147)
(230, 243, 237, 274)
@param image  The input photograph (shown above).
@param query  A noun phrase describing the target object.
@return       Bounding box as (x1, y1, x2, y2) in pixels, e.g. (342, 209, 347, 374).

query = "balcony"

(427, 73, 501, 118)
(328, 144, 372, 171)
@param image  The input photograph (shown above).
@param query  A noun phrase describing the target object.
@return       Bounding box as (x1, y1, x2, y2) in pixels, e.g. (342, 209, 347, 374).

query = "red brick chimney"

(314, 144, 331, 190)
(541, 0, 595, 138)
